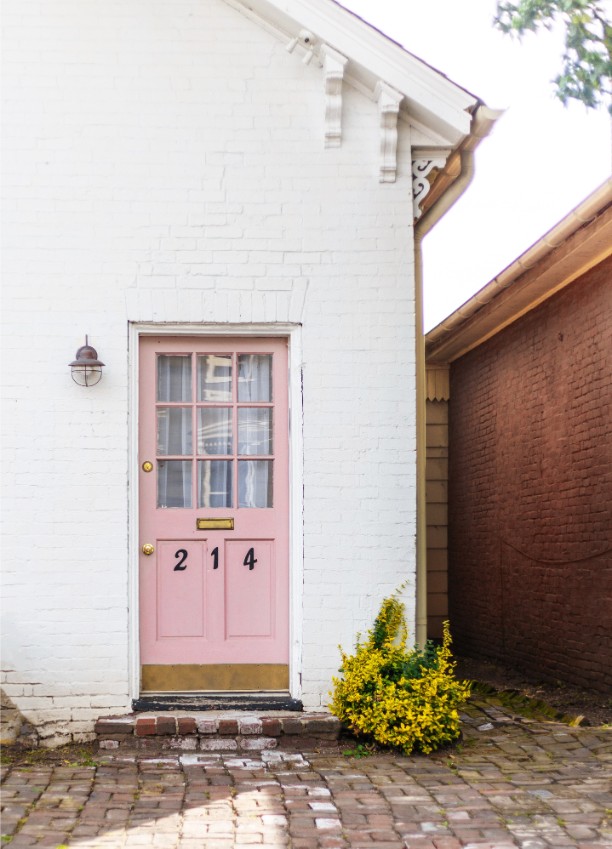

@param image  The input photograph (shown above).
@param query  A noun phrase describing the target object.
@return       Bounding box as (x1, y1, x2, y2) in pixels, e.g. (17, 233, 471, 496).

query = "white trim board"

(226, 0, 477, 145)
(127, 322, 305, 701)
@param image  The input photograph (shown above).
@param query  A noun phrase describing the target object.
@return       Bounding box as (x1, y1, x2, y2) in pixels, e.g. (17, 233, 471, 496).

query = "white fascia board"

(230, 0, 479, 146)
(406, 115, 455, 150)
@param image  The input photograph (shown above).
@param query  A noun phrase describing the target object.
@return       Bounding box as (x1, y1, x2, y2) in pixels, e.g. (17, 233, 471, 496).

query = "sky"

(341, 0, 611, 330)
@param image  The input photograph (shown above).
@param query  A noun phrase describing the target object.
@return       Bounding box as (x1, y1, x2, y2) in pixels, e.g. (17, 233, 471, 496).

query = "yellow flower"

(330, 595, 469, 755)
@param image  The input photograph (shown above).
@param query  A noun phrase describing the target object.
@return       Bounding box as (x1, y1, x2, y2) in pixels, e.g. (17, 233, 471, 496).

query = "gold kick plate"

(142, 663, 289, 692)
(196, 517, 234, 531)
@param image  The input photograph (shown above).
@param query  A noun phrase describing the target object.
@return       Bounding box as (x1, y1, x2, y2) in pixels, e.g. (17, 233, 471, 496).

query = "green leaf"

(494, 0, 612, 111)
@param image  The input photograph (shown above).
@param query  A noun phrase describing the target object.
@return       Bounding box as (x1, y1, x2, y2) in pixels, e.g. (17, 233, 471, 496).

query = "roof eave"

(229, 0, 479, 145)
(414, 104, 503, 233)
(425, 178, 612, 364)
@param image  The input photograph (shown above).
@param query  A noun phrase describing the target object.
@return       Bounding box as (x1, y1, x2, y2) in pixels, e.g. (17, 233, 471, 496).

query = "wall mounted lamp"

(69, 336, 105, 386)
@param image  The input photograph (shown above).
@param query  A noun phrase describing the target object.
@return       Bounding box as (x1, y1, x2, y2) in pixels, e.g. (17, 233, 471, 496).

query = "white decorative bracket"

(412, 157, 446, 219)
(286, 29, 318, 65)
(319, 45, 348, 148)
(375, 82, 403, 183)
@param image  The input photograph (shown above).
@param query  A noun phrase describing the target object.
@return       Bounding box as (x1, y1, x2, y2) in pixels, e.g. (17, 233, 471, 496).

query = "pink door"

(138, 336, 289, 692)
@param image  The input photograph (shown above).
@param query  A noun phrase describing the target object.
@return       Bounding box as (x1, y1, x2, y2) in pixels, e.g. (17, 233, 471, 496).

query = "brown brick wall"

(448, 257, 612, 692)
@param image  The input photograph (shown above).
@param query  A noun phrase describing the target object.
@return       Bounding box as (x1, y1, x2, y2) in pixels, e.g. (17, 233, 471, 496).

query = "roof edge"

(228, 0, 480, 144)
(415, 105, 504, 234)
(426, 178, 612, 363)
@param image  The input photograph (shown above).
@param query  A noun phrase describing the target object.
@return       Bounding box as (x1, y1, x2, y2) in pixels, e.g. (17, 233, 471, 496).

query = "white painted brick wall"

(1, 0, 417, 739)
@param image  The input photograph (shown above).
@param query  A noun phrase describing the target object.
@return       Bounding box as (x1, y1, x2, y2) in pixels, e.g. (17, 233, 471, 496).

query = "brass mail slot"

(196, 517, 234, 530)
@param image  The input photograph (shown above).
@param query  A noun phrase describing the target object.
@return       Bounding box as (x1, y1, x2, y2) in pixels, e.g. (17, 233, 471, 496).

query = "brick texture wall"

(448, 258, 612, 692)
(2, 0, 418, 740)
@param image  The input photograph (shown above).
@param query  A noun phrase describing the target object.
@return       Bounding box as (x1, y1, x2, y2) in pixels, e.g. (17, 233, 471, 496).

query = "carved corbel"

(412, 157, 446, 219)
(319, 45, 348, 148)
(375, 82, 403, 183)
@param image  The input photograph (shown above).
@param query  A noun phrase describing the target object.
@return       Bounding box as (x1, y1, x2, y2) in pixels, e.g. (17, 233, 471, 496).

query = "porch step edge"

(95, 710, 341, 752)
(132, 695, 303, 712)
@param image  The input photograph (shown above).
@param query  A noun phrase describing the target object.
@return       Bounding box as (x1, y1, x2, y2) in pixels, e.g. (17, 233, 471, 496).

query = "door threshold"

(132, 693, 303, 712)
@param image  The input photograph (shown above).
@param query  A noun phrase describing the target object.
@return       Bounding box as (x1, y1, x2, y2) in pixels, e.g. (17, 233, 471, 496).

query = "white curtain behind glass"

(158, 461, 192, 509)
(157, 355, 191, 402)
(239, 460, 271, 508)
(238, 355, 271, 402)
(157, 356, 192, 508)
(199, 461, 233, 508)
(238, 409, 272, 455)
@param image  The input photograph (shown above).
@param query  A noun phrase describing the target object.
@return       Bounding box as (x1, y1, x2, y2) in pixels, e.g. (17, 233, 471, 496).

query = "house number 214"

(173, 547, 257, 570)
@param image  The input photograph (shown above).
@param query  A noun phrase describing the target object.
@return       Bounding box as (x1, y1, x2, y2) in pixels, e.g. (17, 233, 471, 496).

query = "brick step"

(95, 711, 342, 753)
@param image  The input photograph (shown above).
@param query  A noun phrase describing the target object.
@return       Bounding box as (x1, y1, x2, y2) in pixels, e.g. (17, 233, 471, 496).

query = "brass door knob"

(142, 543, 155, 556)
(142, 461, 154, 473)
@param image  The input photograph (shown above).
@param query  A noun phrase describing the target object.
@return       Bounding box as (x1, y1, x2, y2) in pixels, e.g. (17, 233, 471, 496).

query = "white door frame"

(127, 322, 304, 699)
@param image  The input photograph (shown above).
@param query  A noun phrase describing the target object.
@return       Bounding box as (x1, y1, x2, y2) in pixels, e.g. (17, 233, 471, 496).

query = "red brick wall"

(448, 257, 612, 692)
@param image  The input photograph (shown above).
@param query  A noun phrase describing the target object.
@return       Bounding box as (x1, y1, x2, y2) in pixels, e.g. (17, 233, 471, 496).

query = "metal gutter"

(426, 177, 612, 358)
(413, 104, 502, 648)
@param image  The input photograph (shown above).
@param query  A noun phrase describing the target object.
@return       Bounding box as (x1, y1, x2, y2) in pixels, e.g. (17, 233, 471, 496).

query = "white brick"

(240, 737, 277, 751)
(2, 0, 419, 737)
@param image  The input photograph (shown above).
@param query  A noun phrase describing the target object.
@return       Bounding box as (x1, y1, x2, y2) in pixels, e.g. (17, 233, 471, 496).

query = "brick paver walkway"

(2, 701, 611, 848)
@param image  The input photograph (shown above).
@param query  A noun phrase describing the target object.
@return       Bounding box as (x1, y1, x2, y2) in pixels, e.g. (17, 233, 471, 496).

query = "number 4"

(243, 547, 257, 571)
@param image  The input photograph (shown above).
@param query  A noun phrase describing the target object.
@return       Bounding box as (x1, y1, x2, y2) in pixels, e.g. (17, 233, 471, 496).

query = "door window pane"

(198, 460, 233, 508)
(239, 460, 273, 508)
(157, 355, 192, 402)
(157, 460, 192, 508)
(157, 407, 192, 455)
(198, 408, 232, 455)
(198, 355, 232, 401)
(238, 354, 272, 402)
(238, 408, 272, 455)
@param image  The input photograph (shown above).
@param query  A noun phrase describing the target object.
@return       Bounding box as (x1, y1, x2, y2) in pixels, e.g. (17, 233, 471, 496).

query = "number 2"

(174, 549, 188, 571)
(243, 547, 257, 570)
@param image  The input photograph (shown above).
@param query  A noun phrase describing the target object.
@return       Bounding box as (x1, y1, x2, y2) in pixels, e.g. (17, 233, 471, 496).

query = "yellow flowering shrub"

(330, 594, 470, 755)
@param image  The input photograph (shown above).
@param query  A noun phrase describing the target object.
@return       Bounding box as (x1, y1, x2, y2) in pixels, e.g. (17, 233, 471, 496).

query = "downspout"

(413, 237, 428, 649)
(413, 104, 502, 647)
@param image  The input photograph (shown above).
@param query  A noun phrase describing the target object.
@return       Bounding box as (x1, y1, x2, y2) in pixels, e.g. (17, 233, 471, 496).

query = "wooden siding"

(426, 397, 449, 639)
